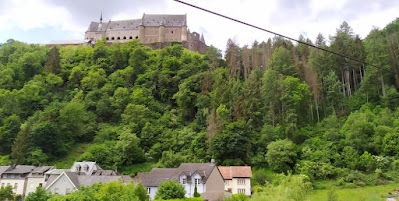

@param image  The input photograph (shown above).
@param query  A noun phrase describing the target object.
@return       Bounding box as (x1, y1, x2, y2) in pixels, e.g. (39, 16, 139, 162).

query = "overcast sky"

(0, 0, 398, 52)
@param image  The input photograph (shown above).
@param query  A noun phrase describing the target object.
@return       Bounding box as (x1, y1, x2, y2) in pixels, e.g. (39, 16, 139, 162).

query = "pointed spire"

(100, 11, 103, 23)
(200, 33, 205, 43)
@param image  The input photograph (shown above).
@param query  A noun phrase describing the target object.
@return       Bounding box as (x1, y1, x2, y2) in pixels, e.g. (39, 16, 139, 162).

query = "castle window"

(106, 37, 109, 40)
(112, 37, 115, 40)
(129, 36, 133, 39)
(135, 36, 138, 39)
(117, 37, 120, 40)
(123, 36, 126, 39)
(171, 31, 174, 34)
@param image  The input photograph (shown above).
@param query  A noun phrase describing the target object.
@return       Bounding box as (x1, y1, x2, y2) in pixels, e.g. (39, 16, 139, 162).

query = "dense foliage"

(1, 19, 399, 192)
(155, 180, 186, 200)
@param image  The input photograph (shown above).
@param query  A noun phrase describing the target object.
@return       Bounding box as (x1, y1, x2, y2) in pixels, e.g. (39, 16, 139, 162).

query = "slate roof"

(142, 14, 186, 27)
(93, 170, 117, 176)
(218, 166, 252, 180)
(45, 169, 69, 175)
(27, 166, 54, 178)
(4, 165, 35, 174)
(172, 163, 215, 183)
(133, 172, 149, 183)
(86, 14, 187, 33)
(78, 175, 122, 187)
(140, 168, 176, 187)
(45, 175, 58, 188)
(138, 163, 216, 187)
(66, 172, 80, 188)
(0, 166, 10, 176)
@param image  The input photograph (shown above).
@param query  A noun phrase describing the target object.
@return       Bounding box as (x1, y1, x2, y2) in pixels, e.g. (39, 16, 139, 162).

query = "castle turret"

(181, 20, 188, 42)
(200, 33, 205, 44)
(159, 20, 165, 42)
(139, 21, 145, 42)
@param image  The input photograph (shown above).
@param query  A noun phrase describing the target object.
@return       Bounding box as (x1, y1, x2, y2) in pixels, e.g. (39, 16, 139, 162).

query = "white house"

(45, 171, 131, 195)
(25, 166, 54, 195)
(135, 163, 225, 201)
(218, 166, 252, 196)
(0, 165, 35, 197)
(70, 161, 102, 175)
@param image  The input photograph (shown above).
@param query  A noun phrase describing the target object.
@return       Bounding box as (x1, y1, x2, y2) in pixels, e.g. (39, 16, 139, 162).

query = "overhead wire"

(173, 0, 392, 73)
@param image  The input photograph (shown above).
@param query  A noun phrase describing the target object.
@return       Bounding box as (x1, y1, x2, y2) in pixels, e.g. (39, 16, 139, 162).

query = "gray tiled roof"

(45, 175, 58, 188)
(172, 163, 215, 183)
(0, 166, 10, 176)
(138, 163, 216, 187)
(86, 14, 186, 33)
(45, 169, 69, 175)
(142, 14, 186, 27)
(28, 166, 54, 178)
(78, 175, 122, 187)
(65, 172, 80, 188)
(5, 165, 35, 174)
(106, 19, 141, 31)
(93, 170, 117, 176)
(140, 168, 177, 187)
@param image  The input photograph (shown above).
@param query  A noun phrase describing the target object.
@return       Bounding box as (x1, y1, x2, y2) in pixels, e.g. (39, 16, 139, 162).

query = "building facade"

(25, 166, 54, 195)
(135, 163, 225, 201)
(218, 166, 252, 196)
(85, 13, 207, 53)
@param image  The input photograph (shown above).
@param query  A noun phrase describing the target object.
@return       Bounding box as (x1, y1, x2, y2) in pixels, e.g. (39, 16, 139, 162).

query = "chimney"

(210, 159, 215, 165)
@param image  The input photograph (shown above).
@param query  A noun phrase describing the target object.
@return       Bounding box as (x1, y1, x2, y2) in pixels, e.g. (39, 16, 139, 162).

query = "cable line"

(173, 0, 392, 73)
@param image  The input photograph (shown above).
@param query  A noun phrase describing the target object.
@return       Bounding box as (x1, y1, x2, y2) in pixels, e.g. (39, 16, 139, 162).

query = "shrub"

(155, 180, 186, 200)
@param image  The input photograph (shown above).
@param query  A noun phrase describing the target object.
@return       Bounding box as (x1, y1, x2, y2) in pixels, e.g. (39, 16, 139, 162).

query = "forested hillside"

(1, 19, 399, 187)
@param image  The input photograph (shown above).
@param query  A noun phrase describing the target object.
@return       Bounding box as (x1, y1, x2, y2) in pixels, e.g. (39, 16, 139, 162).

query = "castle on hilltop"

(84, 13, 207, 53)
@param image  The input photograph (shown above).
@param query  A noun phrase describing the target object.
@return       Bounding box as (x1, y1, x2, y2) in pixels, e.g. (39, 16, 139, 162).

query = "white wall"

(25, 177, 45, 195)
(46, 174, 76, 195)
(0, 178, 26, 196)
(148, 186, 157, 200)
(231, 178, 251, 196)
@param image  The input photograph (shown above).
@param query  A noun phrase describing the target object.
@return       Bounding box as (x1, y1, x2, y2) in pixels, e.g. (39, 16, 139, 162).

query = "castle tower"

(159, 20, 165, 42)
(181, 20, 188, 42)
(139, 20, 145, 42)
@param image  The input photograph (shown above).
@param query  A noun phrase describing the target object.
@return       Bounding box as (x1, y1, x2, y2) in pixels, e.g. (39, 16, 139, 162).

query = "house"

(218, 166, 252, 196)
(70, 161, 102, 175)
(135, 163, 225, 201)
(45, 171, 132, 195)
(0, 165, 35, 197)
(0, 166, 11, 187)
(25, 166, 54, 195)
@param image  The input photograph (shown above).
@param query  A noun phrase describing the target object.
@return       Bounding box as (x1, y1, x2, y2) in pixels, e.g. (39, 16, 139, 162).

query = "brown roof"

(218, 166, 252, 180)
(172, 163, 215, 183)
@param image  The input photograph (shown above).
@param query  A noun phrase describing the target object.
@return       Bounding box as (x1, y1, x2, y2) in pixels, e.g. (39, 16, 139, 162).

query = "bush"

(24, 187, 53, 201)
(266, 139, 297, 173)
(155, 180, 186, 200)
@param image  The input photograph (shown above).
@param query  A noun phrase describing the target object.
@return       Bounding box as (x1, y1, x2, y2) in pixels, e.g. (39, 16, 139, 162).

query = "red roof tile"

(218, 166, 252, 179)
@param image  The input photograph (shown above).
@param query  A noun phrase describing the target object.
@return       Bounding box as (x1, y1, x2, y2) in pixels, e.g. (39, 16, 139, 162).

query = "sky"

(0, 0, 398, 52)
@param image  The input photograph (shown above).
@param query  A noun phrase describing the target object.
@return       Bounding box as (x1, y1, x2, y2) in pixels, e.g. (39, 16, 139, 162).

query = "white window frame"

(182, 178, 187, 184)
(238, 179, 245, 185)
(147, 187, 151, 195)
(194, 179, 200, 185)
(238, 188, 245, 194)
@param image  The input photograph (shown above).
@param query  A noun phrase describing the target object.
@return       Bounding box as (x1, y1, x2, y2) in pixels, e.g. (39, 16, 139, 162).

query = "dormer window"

(76, 165, 81, 172)
(195, 179, 200, 185)
(182, 179, 187, 184)
(84, 165, 89, 172)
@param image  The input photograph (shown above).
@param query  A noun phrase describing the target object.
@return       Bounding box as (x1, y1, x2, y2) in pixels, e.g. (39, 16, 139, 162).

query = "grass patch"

(48, 143, 92, 168)
(119, 162, 156, 177)
(308, 183, 399, 201)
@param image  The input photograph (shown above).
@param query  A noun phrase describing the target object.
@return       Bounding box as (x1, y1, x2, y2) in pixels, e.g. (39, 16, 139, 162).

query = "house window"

(54, 188, 59, 194)
(14, 183, 17, 189)
(182, 179, 187, 184)
(238, 179, 245, 185)
(195, 179, 200, 185)
(39, 183, 43, 187)
(66, 188, 71, 194)
(147, 188, 150, 195)
(225, 180, 229, 185)
(238, 189, 245, 194)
